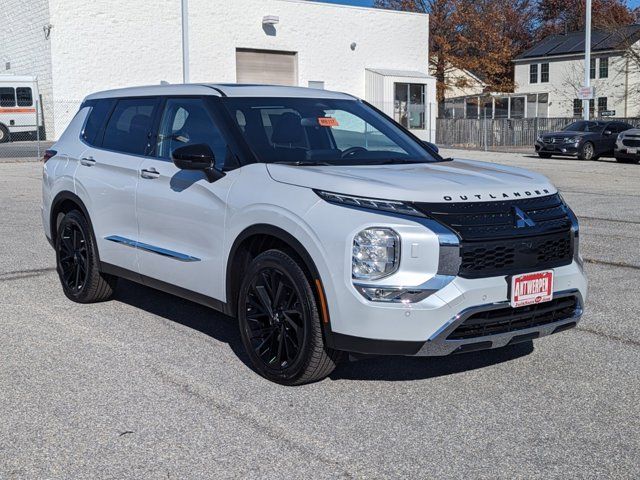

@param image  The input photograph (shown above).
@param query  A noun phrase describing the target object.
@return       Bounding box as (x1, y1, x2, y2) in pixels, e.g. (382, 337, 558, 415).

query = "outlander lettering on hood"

(443, 188, 551, 202)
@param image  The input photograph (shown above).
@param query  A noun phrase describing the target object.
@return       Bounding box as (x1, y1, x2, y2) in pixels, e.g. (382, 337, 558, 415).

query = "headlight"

(536, 135, 543, 142)
(315, 190, 425, 217)
(352, 228, 400, 280)
(618, 133, 624, 141)
(564, 136, 581, 143)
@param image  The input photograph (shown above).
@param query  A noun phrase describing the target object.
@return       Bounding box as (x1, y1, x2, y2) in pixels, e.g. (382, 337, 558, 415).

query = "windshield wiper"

(273, 161, 334, 166)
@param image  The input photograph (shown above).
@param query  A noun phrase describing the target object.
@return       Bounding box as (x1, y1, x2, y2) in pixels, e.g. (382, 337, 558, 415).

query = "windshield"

(221, 97, 440, 165)
(563, 121, 604, 132)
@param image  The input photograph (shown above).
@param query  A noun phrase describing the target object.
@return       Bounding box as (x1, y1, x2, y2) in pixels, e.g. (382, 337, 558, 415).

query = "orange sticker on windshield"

(318, 117, 339, 127)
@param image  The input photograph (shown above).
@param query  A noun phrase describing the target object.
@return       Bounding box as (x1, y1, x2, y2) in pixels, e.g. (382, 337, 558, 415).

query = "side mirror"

(603, 130, 613, 136)
(171, 143, 225, 183)
(423, 141, 439, 154)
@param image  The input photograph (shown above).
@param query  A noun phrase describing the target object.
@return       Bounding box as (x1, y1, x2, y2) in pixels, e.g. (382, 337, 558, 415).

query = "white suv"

(42, 84, 587, 385)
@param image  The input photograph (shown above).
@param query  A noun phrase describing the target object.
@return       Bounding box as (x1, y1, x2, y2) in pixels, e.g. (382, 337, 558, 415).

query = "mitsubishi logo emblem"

(513, 206, 536, 228)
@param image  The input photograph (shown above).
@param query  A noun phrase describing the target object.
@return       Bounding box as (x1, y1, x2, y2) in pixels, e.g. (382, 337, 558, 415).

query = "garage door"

(236, 49, 298, 86)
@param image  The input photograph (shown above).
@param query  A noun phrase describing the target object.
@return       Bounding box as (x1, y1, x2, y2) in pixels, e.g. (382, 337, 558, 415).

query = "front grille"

(459, 231, 572, 278)
(447, 296, 579, 340)
(622, 139, 640, 147)
(413, 194, 575, 278)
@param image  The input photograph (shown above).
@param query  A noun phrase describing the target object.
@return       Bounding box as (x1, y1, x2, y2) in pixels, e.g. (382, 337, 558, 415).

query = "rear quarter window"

(16, 87, 33, 107)
(82, 99, 115, 146)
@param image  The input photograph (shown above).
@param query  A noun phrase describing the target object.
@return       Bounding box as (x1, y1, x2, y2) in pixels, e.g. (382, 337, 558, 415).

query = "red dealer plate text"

(510, 270, 554, 308)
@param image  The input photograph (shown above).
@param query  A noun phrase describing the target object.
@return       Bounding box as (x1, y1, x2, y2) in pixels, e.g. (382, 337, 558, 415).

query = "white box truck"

(0, 75, 43, 142)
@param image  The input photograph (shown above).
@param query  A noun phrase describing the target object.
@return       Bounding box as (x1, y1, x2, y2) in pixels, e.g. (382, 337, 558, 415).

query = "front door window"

(394, 83, 426, 130)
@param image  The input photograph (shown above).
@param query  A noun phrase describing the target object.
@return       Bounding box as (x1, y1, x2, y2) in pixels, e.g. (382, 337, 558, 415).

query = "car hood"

(266, 158, 557, 203)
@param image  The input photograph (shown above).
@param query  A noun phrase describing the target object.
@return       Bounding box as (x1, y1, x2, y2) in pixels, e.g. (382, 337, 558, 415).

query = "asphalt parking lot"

(0, 150, 638, 479)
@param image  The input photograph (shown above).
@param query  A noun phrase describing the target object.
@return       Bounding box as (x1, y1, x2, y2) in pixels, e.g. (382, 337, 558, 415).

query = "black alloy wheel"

(58, 220, 89, 293)
(245, 266, 304, 370)
(55, 210, 117, 303)
(238, 250, 340, 385)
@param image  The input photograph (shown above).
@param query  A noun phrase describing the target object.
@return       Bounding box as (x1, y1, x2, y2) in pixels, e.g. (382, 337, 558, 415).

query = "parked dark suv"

(535, 121, 634, 160)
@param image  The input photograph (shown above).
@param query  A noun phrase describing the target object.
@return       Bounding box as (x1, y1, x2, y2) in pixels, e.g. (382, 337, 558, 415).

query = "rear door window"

(82, 99, 115, 146)
(16, 87, 33, 107)
(102, 98, 159, 155)
(0, 88, 15, 107)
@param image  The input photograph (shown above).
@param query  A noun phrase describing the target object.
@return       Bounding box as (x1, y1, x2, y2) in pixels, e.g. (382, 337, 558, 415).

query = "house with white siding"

(0, 0, 436, 140)
(513, 25, 640, 118)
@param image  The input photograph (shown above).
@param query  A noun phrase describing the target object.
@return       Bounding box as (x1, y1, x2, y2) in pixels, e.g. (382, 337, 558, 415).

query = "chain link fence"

(436, 117, 640, 152)
(0, 100, 81, 162)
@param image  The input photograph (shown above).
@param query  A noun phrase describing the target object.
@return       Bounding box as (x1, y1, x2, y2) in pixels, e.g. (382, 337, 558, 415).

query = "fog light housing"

(352, 228, 400, 280)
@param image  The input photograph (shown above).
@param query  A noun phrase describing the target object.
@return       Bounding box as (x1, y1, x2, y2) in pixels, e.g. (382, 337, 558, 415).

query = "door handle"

(140, 168, 160, 179)
(80, 156, 96, 167)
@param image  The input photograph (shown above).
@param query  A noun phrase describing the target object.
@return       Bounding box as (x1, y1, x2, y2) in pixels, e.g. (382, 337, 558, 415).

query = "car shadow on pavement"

(113, 279, 534, 383)
(329, 343, 533, 382)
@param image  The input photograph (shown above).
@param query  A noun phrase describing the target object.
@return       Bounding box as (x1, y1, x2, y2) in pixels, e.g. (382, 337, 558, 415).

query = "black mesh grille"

(622, 139, 640, 147)
(413, 194, 575, 278)
(447, 296, 579, 340)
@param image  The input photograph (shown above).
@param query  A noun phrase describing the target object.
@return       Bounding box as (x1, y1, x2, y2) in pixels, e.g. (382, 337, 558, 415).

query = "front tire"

(578, 142, 595, 160)
(55, 210, 117, 303)
(238, 249, 340, 385)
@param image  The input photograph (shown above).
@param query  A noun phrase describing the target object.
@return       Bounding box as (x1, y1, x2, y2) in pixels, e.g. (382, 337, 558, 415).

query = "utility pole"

(583, 0, 592, 120)
(182, 0, 190, 83)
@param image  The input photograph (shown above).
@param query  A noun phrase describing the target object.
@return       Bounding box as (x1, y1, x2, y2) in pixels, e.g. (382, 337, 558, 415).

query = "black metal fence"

(436, 117, 640, 151)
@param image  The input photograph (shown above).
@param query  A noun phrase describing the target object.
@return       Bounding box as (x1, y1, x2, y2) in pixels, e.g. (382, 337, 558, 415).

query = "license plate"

(628, 148, 637, 154)
(510, 271, 554, 308)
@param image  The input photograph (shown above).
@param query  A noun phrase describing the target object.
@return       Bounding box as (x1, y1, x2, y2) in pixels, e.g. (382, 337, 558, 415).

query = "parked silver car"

(614, 128, 640, 164)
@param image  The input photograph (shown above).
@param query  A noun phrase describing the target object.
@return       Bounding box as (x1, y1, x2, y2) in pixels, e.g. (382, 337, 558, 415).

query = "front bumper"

(332, 289, 582, 356)
(535, 141, 579, 156)
(614, 147, 640, 160)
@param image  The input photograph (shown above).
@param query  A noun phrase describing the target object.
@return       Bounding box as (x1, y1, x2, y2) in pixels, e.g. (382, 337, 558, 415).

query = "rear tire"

(0, 125, 9, 143)
(537, 152, 552, 158)
(237, 249, 340, 385)
(578, 142, 595, 160)
(55, 210, 117, 303)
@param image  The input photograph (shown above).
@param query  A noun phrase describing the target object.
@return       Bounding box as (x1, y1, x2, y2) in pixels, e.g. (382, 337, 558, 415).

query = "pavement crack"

(0, 267, 56, 282)
(576, 325, 640, 349)
(579, 216, 640, 225)
(583, 258, 640, 271)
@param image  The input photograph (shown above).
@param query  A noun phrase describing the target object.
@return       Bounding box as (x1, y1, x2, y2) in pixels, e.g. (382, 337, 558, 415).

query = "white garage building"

(1, 0, 435, 140)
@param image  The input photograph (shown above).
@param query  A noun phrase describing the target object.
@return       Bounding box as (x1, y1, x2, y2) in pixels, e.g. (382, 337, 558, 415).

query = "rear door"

(75, 96, 160, 271)
(135, 96, 235, 300)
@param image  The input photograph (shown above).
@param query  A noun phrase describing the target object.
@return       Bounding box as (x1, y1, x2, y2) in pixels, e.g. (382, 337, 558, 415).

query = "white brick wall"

(5, 0, 431, 138)
(0, 0, 53, 132)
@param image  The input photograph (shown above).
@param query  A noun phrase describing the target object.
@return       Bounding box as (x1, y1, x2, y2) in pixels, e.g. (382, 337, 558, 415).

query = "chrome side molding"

(105, 235, 200, 262)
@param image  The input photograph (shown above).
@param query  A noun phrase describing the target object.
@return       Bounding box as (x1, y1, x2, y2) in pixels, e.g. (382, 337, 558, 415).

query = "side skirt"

(100, 262, 233, 316)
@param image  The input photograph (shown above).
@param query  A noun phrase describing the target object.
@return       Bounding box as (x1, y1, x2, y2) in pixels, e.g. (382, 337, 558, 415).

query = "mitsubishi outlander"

(42, 84, 587, 385)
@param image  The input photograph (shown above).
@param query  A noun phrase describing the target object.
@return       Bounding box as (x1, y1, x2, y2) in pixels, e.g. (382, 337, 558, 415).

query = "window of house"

(16, 87, 33, 106)
(590, 58, 596, 79)
(529, 64, 538, 84)
(0, 87, 15, 107)
(494, 97, 509, 118)
(540, 63, 549, 83)
(598, 97, 608, 114)
(573, 98, 595, 117)
(573, 99, 582, 117)
(394, 83, 426, 129)
(599, 58, 609, 78)
(510, 96, 525, 118)
(537, 93, 549, 117)
(102, 98, 159, 155)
